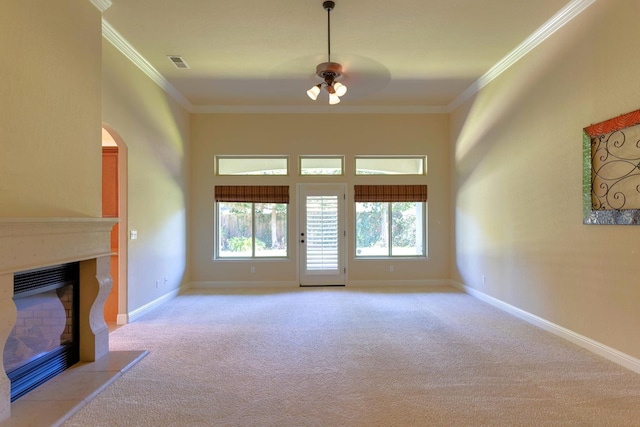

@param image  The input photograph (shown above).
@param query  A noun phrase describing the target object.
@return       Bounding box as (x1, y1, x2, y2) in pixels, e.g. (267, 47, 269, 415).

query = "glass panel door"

(298, 184, 345, 286)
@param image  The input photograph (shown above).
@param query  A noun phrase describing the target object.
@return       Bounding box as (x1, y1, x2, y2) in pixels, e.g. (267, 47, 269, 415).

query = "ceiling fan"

(306, 1, 348, 105)
(271, 0, 390, 105)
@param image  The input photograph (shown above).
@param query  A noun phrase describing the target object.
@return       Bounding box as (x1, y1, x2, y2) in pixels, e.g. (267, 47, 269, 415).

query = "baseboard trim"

(189, 281, 299, 289)
(451, 281, 640, 375)
(188, 280, 451, 289)
(347, 279, 451, 288)
(116, 313, 129, 325)
(127, 289, 180, 323)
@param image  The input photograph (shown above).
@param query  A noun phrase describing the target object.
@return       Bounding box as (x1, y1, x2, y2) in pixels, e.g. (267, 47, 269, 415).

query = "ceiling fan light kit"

(307, 0, 348, 105)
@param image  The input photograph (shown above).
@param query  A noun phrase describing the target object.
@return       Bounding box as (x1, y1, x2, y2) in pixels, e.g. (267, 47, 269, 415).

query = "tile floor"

(1, 350, 147, 427)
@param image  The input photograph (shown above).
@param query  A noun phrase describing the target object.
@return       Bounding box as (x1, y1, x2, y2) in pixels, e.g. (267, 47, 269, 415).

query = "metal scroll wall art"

(583, 108, 640, 224)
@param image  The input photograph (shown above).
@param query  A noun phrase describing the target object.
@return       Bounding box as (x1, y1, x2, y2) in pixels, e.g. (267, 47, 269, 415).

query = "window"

(215, 186, 288, 258)
(300, 156, 344, 175)
(354, 185, 427, 257)
(216, 156, 288, 175)
(355, 156, 426, 175)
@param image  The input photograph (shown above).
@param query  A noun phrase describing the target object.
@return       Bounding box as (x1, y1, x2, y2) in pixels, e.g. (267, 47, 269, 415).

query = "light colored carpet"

(63, 286, 640, 426)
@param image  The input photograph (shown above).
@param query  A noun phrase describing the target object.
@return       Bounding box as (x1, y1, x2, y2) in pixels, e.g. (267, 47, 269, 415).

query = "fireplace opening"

(3, 262, 80, 402)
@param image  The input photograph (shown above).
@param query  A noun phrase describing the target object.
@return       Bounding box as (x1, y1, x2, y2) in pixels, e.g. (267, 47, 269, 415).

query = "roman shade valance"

(214, 186, 289, 203)
(354, 185, 427, 202)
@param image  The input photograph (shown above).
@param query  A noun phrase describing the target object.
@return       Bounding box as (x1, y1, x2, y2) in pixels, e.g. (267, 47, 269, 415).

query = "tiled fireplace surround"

(0, 218, 120, 422)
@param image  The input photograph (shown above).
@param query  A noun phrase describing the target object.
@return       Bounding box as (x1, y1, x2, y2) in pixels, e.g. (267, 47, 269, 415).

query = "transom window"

(299, 156, 344, 175)
(215, 186, 288, 258)
(354, 185, 427, 257)
(216, 156, 288, 175)
(355, 156, 426, 175)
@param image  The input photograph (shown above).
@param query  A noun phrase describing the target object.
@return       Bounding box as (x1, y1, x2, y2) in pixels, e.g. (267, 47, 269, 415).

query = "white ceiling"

(101, 0, 591, 112)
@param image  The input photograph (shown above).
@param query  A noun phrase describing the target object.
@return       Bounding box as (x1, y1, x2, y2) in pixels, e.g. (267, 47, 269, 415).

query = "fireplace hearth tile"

(17, 370, 118, 403)
(72, 350, 146, 373)
(0, 399, 82, 427)
(0, 350, 147, 427)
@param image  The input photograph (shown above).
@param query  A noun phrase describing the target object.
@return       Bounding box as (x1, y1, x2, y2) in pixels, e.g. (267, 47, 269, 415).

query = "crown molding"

(190, 105, 448, 115)
(101, 19, 194, 112)
(447, 0, 596, 112)
(90, 0, 112, 12)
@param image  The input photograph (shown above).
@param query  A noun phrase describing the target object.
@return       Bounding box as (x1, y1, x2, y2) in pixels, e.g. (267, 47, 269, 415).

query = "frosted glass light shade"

(307, 85, 321, 100)
(329, 93, 341, 105)
(333, 82, 347, 97)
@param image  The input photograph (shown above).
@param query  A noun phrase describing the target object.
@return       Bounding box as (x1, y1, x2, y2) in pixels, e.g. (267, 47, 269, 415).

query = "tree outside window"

(218, 202, 287, 258)
(355, 202, 424, 257)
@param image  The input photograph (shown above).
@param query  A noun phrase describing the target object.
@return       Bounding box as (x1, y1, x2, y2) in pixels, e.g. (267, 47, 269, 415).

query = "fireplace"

(0, 218, 117, 422)
(4, 263, 80, 401)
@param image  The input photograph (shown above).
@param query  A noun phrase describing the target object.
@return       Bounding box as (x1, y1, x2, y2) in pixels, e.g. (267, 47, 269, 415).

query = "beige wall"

(451, 0, 640, 359)
(102, 40, 190, 312)
(191, 114, 450, 285)
(0, 1, 102, 217)
(12, 0, 638, 370)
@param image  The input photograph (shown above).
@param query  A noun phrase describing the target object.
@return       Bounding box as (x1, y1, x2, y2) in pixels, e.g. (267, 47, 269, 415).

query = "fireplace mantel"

(0, 217, 117, 421)
(0, 218, 116, 275)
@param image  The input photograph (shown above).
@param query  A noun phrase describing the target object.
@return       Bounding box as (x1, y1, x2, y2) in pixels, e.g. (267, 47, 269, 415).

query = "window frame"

(215, 155, 289, 176)
(215, 201, 289, 259)
(353, 184, 428, 259)
(214, 186, 290, 260)
(354, 201, 427, 258)
(299, 155, 345, 176)
(354, 155, 427, 176)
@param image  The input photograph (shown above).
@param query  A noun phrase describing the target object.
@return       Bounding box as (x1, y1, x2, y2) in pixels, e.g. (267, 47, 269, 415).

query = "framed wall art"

(583, 109, 640, 224)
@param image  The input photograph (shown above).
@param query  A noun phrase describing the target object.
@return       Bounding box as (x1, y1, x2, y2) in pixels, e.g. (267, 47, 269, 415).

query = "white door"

(298, 184, 346, 286)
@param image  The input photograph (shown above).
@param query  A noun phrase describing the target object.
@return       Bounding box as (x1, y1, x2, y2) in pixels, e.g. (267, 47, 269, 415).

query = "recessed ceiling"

(102, 0, 588, 112)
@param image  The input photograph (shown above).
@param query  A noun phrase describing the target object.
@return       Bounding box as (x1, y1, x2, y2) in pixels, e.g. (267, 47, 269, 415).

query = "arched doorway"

(101, 126, 128, 326)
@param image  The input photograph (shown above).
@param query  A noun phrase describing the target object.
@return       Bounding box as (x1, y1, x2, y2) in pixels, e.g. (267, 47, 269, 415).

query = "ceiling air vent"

(167, 55, 189, 69)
